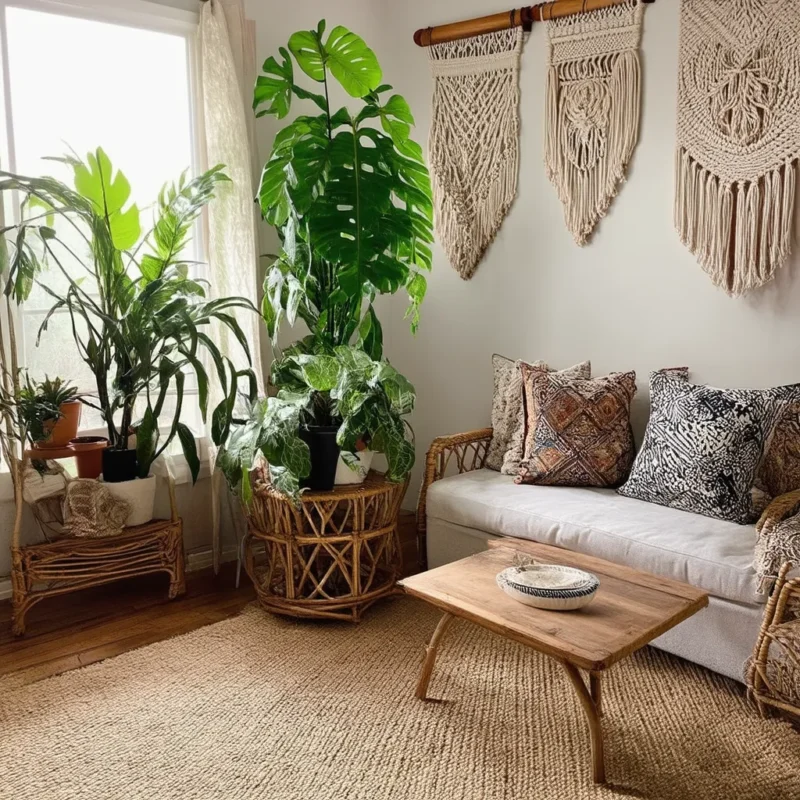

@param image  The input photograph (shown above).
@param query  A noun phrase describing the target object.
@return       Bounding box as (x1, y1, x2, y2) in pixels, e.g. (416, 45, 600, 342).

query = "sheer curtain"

(199, 0, 264, 570)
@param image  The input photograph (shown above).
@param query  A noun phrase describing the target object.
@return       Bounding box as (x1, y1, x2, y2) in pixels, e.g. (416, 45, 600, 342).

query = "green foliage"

(218, 345, 416, 501)
(0, 149, 257, 482)
(0, 373, 77, 446)
(254, 19, 434, 353)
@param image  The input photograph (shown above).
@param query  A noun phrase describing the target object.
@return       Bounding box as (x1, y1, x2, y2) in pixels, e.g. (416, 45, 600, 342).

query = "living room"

(1, 0, 799, 798)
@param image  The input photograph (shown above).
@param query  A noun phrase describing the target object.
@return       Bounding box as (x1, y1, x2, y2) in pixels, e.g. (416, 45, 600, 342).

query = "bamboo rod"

(413, 0, 655, 47)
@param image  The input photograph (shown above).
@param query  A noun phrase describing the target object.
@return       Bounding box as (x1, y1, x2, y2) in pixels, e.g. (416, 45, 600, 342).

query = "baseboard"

(186, 545, 239, 572)
(0, 546, 240, 602)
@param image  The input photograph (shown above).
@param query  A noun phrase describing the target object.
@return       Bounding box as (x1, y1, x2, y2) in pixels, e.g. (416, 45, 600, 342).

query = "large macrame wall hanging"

(545, 0, 644, 245)
(676, 0, 800, 295)
(428, 28, 523, 280)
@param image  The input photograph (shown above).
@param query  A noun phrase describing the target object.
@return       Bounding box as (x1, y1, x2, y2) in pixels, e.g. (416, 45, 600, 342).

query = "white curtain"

(199, 0, 265, 571)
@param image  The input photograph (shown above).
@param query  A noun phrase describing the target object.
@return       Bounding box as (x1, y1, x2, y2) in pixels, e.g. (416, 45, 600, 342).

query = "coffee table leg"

(590, 671, 603, 717)
(562, 663, 605, 784)
(415, 612, 454, 700)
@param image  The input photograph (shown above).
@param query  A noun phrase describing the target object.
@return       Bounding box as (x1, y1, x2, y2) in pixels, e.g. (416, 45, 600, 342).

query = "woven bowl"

(496, 564, 599, 611)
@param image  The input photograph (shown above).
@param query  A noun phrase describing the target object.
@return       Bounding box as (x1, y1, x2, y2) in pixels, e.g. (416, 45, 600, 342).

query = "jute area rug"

(1, 598, 798, 800)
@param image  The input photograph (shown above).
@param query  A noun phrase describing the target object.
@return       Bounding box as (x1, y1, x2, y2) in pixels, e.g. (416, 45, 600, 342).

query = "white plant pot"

(101, 474, 157, 527)
(334, 450, 374, 485)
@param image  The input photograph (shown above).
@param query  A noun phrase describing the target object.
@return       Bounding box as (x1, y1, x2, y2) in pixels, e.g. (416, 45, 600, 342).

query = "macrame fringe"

(675, 148, 797, 296)
(544, 0, 643, 245)
(545, 51, 641, 245)
(428, 28, 523, 280)
(431, 146, 519, 280)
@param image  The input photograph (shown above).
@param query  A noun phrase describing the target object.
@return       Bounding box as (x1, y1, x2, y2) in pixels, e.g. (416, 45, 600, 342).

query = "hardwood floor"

(0, 511, 419, 682)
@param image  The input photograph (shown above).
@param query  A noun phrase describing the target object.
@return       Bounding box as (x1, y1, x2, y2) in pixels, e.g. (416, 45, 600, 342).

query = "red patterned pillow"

(516, 366, 638, 488)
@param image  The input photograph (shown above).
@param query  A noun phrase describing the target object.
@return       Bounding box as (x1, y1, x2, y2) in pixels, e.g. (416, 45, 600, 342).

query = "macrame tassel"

(428, 28, 523, 280)
(544, 1, 644, 245)
(675, 148, 798, 295)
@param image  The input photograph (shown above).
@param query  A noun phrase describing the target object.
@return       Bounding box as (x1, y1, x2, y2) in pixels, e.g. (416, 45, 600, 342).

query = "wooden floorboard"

(0, 510, 419, 682)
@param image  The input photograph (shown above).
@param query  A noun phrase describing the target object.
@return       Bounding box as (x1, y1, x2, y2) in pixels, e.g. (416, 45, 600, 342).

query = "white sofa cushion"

(427, 469, 762, 606)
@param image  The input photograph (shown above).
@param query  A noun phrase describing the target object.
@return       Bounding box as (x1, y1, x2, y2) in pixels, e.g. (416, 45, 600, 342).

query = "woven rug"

(1, 598, 799, 800)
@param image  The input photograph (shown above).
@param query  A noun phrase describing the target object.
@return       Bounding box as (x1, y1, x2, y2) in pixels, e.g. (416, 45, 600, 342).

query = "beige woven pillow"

(485, 355, 591, 473)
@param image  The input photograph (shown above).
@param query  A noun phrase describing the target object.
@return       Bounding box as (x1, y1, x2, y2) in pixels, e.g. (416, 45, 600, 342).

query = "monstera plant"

(219, 20, 432, 499)
(255, 19, 433, 355)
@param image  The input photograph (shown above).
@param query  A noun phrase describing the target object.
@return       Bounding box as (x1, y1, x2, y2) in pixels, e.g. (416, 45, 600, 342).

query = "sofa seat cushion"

(427, 469, 762, 606)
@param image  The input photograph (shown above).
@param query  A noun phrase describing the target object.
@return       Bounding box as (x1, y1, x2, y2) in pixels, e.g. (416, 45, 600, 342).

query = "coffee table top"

(400, 538, 709, 671)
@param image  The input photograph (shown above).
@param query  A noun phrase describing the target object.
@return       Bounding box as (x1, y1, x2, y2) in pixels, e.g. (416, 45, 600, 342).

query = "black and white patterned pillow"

(618, 372, 800, 524)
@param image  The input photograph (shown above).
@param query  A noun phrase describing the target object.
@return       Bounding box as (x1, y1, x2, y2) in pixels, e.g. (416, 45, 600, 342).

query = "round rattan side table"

(243, 471, 407, 622)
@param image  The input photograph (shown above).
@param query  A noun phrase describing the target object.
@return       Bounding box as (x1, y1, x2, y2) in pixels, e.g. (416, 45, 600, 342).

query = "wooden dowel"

(414, 0, 655, 47)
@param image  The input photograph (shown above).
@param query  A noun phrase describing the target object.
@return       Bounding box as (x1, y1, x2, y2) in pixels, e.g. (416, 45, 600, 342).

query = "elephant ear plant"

(217, 20, 433, 500)
(0, 148, 256, 483)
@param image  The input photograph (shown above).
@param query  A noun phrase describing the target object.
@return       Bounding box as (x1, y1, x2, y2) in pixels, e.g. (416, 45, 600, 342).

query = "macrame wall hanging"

(545, 0, 644, 245)
(428, 28, 524, 280)
(676, 0, 800, 295)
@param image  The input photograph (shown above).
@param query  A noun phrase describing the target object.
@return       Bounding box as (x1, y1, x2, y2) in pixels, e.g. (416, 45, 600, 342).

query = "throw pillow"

(515, 367, 637, 488)
(486, 355, 590, 472)
(618, 372, 800, 524)
(756, 403, 800, 498)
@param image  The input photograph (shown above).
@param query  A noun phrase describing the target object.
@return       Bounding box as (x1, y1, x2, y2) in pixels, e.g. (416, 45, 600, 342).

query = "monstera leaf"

(289, 22, 381, 99)
(325, 26, 381, 98)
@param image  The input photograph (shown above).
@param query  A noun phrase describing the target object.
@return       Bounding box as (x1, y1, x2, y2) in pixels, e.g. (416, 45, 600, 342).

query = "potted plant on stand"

(220, 19, 433, 497)
(0, 149, 257, 524)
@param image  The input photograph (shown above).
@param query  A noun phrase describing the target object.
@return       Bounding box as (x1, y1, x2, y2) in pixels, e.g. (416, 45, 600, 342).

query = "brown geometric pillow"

(516, 367, 637, 488)
(485, 355, 590, 472)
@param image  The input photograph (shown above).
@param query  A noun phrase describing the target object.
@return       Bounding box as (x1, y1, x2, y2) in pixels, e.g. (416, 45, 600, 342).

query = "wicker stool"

(243, 471, 407, 621)
(748, 563, 800, 721)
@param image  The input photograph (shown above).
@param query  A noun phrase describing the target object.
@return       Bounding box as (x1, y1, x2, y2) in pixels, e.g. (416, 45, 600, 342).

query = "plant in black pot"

(217, 20, 433, 500)
(219, 344, 416, 499)
(0, 149, 256, 520)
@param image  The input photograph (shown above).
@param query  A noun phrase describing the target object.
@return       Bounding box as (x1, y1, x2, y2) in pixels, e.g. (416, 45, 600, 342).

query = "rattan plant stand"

(243, 471, 407, 621)
(10, 472, 186, 636)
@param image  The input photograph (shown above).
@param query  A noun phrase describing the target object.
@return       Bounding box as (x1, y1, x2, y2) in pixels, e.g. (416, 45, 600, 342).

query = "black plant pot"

(102, 448, 138, 483)
(299, 425, 340, 491)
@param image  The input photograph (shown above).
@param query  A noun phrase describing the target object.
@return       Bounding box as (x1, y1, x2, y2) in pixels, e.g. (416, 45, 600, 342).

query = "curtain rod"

(414, 0, 655, 47)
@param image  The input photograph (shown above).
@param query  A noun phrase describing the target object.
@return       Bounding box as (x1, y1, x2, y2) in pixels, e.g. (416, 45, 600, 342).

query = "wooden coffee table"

(399, 538, 709, 784)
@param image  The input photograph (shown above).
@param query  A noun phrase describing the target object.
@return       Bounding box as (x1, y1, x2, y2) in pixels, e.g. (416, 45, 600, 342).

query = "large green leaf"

(297, 354, 340, 392)
(288, 30, 326, 82)
(71, 148, 140, 250)
(325, 26, 382, 98)
(135, 406, 158, 479)
(176, 422, 200, 483)
(378, 95, 414, 146)
(254, 49, 294, 119)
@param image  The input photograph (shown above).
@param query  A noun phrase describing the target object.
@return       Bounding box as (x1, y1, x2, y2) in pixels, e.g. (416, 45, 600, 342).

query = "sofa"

(417, 428, 799, 684)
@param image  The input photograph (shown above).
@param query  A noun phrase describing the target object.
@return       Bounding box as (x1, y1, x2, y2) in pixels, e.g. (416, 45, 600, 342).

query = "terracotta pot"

(35, 400, 82, 448)
(68, 436, 108, 479)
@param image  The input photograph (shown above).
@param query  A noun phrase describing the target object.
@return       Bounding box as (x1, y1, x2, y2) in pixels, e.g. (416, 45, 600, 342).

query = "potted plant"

(219, 20, 433, 497)
(0, 149, 257, 523)
(24, 376, 82, 448)
(220, 344, 416, 498)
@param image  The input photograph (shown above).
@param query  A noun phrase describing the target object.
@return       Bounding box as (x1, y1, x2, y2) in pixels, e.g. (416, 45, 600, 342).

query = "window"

(0, 0, 203, 435)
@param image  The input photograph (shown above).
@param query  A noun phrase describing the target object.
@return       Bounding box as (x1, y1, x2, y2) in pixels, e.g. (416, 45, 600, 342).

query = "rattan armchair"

(747, 490, 800, 721)
(416, 428, 493, 570)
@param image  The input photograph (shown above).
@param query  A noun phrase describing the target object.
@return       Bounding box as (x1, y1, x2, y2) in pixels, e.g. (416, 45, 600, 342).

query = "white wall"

(250, 0, 800, 510)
